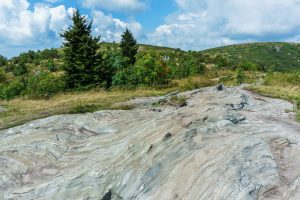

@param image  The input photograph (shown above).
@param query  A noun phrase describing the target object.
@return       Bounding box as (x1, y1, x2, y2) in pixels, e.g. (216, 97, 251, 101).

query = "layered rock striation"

(1, 86, 300, 200)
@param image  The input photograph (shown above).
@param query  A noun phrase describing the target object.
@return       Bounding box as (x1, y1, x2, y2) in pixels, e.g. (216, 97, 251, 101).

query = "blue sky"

(1, 0, 300, 58)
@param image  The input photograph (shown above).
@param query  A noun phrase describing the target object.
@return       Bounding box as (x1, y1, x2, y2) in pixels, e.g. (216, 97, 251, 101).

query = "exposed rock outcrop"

(0, 86, 300, 200)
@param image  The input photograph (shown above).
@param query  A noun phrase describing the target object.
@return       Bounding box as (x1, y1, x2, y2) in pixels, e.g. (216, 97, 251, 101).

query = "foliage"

(120, 28, 138, 66)
(45, 60, 58, 72)
(168, 52, 205, 78)
(24, 72, 65, 99)
(112, 68, 133, 86)
(0, 68, 7, 83)
(133, 53, 170, 85)
(38, 48, 60, 60)
(238, 60, 259, 71)
(60, 9, 102, 89)
(0, 79, 25, 100)
(214, 54, 230, 68)
(236, 68, 245, 84)
(203, 42, 300, 72)
(13, 61, 28, 76)
(0, 55, 7, 67)
(112, 52, 170, 86)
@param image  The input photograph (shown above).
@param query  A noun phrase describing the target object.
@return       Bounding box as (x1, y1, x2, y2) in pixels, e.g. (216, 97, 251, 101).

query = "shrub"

(134, 53, 170, 85)
(0, 79, 25, 100)
(236, 68, 245, 84)
(112, 53, 170, 86)
(24, 72, 65, 98)
(215, 54, 229, 68)
(238, 60, 259, 71)
(13, 62, 28, 76)
(169, 53, 205, 79)
(45, 60, 57, 72)
(4, 63, 14, 73)
(112, 68, 134, 86)
(0, 68, 7, 83)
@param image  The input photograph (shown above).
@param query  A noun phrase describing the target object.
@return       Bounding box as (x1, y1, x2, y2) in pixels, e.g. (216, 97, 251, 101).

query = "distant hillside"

(102, 42, 177, 52)
(201, 42, 300, 71)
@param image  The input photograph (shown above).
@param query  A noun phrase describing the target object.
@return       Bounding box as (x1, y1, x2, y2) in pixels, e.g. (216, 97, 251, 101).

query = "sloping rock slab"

(0, 87, 300, 200)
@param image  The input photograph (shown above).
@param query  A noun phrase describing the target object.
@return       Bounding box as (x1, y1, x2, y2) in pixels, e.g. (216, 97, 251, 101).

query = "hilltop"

(202, 42, 300, 71)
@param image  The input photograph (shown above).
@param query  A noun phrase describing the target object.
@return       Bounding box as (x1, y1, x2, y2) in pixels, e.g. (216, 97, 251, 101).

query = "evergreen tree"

(60, 9, 102, 88)
(120, 28, 138, 66)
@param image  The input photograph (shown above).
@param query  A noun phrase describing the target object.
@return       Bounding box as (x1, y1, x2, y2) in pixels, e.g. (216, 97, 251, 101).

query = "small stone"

(163, 133, 172, 141)
(216, 84, 224, 91)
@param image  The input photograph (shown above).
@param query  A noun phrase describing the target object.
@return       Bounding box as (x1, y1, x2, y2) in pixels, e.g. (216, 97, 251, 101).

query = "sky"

(1, 0, 300, 58)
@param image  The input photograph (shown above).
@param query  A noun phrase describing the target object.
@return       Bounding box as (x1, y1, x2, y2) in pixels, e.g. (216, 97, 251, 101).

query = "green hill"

(201, 42, 300, 71)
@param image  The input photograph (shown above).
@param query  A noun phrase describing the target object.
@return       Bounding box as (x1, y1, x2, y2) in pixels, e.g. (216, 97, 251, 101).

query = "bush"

(238, 60, 259, 71)
(0, 79, 25, 100)
(112, 68, 134, 86)
(236, 68, 245, 84)
(13, 62, 28, 76)
(4, 63, 14, 73)
(215, 54, 229, 68)
(45, 60, 58, 72)
(133, 53, 170, 85)
(24, 72, 65, 98)
(169, 53, 205, 79)
(0, 68, 7, 83)
(112, 53, 170, 86)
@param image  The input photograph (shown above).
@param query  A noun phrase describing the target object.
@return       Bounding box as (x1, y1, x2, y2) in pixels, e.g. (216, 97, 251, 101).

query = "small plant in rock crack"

(69, 104, 98, 114)
(168, 96, 188, 107)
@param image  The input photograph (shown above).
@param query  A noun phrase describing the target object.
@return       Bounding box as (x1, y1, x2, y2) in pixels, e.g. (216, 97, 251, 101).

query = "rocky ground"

(1, 86, 300, 200)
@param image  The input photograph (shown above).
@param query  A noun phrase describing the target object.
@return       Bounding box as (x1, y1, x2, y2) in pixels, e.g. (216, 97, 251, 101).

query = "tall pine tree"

(120, 28, 138, 66)
(60, 9, 102, 88)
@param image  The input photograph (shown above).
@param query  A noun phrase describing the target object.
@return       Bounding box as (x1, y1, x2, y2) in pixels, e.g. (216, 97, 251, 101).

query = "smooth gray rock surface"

(1, 86, 300, 200)
(0, 106, 7, 113)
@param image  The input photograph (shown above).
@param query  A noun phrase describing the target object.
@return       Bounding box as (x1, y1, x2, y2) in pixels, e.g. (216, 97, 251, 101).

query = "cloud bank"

(0, 0, 143, 57)
(149, 0, 300, 50)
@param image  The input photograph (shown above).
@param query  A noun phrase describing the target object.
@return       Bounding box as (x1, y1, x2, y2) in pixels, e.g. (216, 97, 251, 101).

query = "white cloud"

(82, 0, 146, 12)
(149, 0, 300, 50)
(0, 0, 72, 45)
(0, 0, 143, 57)
(92, 10, 142, 42)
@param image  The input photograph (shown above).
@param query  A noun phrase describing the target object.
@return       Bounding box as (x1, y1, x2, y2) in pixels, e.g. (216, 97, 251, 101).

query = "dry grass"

(0, 69, 281, 130)
(0, 88, 176, 130)
(1, 71, 225, 130)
